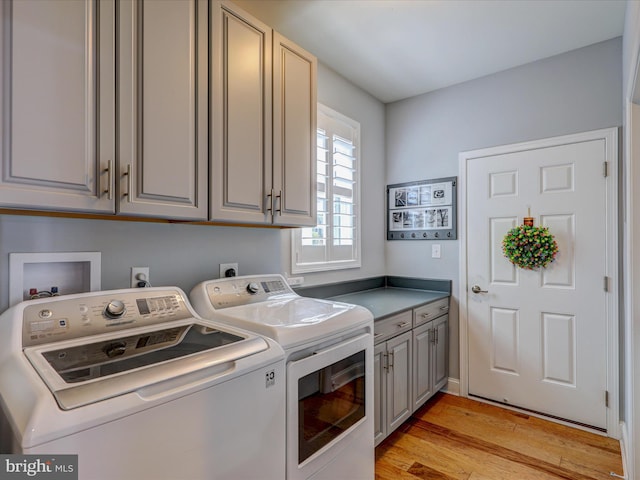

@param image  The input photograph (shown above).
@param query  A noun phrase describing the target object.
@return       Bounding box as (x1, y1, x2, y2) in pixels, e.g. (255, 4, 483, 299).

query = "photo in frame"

(387, 177, 457, 240)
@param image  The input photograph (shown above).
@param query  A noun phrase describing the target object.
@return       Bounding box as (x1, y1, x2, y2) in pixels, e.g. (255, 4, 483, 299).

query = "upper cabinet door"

(0, 0, 115, 213)
(118, 0, 208, 220)
(272, 32, 317, 226)
(210, 1, 272, 223)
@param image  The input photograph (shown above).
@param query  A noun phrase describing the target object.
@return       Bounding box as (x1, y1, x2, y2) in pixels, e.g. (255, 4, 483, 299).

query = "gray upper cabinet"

(0, 0, 207, 219)
(117, 0, 208, 219)
(210, 2, 272, 224)
(272, 32, 317, 226)
(210, 1, 317, 226)
(0, 0, 115, 213)
(1, 0, 315, 225)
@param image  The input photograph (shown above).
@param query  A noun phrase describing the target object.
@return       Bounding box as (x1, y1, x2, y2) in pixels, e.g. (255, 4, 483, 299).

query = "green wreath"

(502, 225, 559, 269)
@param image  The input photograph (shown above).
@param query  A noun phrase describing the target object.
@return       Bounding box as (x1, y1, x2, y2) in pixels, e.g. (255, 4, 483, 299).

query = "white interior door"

(462, 129, 617, 431)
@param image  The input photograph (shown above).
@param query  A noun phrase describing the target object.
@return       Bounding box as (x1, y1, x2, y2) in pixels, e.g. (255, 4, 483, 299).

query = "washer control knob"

(246, 282, 260, 294)
(104, 300, 126, 319)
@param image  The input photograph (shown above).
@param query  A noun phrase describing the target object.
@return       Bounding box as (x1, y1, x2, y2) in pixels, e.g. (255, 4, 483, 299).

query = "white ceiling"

(234, 0, 627, 103)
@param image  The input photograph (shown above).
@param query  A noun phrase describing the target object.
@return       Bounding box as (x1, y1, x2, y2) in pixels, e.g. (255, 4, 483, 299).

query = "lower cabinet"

(412, 314, 449, 411)
(412, 322, 434, 410)
(374, 299, 449, 447)
(373, 342, 386, 446)
(432, 315, 449, 392)
(374, 330, 412, 446)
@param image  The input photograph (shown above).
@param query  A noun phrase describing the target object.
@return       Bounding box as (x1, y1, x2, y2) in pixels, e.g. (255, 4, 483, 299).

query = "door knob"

(471, 285, 488, 294)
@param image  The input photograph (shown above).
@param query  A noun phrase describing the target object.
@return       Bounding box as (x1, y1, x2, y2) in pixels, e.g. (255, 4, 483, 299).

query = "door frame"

(458, 127, 620, 437)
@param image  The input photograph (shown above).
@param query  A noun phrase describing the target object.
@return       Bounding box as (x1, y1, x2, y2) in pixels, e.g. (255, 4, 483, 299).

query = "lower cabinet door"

(412, 322, 433, 411)
(374, 342, 387, 446)
(433, 315, 449, 391)
(386, 331, 413, 433)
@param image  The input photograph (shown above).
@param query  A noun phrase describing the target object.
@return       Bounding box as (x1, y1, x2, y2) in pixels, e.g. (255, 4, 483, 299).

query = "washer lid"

(211, 296, 373, 349)
(24, 319, 268, 410)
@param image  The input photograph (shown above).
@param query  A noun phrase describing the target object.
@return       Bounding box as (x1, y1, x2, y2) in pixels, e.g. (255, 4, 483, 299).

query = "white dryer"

(0, 287, 286, 480)
(190, 275, 375, 480)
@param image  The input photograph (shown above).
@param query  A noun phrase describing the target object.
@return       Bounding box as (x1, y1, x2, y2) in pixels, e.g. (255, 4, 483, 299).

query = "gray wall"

(0, 215, 282, 311)
(280, 63, 387, 286)
(385, 37, 622, 379)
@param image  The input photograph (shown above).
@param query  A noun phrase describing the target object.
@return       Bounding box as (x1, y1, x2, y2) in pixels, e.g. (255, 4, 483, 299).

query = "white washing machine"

(190, 274, 375, 480)
(0, 287, 286, 480)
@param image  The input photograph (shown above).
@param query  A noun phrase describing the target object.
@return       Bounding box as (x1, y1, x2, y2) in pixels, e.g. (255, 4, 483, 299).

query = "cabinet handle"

(439, 305, 448, 311)
(382, 352, 388, 371)
(421, 312, 431, 319)
(123, 164, 132, 202)
(397, 321, 410, 328)
(266, 189, 274, 214)
(374, 333, 382, 339)
(275, 190, 282, 215)
(266, 191, 282, 217)
(388, 351, 394, 370)
(103, 160, 113, 200)
(434, 328, 439, 344)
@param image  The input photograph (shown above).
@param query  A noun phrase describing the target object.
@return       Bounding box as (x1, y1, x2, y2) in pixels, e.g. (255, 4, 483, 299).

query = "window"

(292, 104, 361, 273)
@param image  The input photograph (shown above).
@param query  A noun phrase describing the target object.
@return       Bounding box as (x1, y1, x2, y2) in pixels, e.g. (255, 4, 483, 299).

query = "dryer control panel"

(22, 289, 193, 347)
(203, 274, 295, 309)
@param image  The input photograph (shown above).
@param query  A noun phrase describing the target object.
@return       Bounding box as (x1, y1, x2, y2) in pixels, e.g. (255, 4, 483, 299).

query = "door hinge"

(604, 276, 610, 292)
(603, 161, 609, 177)
(605, 390, 609, 407)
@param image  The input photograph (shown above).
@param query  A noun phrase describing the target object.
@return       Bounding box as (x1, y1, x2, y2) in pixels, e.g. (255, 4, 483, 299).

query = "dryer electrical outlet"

(130, 267, 150, 288)
(220, 263, 238, 278)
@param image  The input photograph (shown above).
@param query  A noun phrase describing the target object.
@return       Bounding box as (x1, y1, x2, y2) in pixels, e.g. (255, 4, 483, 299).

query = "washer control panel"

(205, 274, 295, 309)
(22, 289, 191, 347)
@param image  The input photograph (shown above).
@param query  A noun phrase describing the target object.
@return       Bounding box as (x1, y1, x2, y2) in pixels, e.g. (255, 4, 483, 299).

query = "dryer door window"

(297, 349, 366, 463)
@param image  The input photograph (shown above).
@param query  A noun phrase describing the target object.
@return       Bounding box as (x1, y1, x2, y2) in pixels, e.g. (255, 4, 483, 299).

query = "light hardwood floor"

(375, 393, 623, 480)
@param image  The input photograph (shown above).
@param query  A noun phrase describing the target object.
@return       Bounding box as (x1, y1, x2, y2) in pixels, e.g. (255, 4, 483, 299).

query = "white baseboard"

(619, 421, 631, 479)
(444, 377, 460, 396)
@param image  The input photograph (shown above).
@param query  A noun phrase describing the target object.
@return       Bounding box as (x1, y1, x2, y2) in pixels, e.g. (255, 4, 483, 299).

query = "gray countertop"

(329, 287, 449, 320)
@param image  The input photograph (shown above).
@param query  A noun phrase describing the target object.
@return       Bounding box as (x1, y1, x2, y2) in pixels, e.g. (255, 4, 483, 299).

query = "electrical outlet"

(131, 267, 150, 288)
(287, 276, 304, 286)
(431, 244, 441, 259)
(220, 263, 238, 278)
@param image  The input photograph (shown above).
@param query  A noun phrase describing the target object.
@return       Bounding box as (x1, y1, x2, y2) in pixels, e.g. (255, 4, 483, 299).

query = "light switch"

(432, 244, 441, 258)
